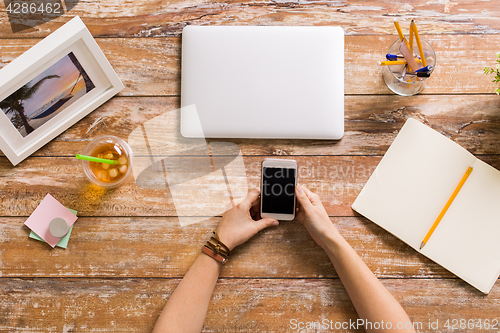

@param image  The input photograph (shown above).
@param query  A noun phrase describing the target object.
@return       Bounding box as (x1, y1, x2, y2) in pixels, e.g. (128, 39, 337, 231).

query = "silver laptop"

(181, 26, 344, 140)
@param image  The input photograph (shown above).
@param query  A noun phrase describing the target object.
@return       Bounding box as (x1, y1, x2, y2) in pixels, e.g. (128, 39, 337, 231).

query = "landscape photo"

(0, 52, 95, 138)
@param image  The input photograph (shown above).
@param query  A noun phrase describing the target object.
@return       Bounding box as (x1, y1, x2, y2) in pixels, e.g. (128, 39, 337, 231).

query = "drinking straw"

(75, 154, 120, 164)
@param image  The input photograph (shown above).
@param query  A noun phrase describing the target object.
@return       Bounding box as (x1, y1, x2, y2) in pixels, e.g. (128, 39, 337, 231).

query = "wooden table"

(1, 1, 500, 332)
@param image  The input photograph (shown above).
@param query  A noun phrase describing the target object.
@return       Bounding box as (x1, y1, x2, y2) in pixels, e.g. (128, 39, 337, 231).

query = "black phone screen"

(262, 167, 296, 214)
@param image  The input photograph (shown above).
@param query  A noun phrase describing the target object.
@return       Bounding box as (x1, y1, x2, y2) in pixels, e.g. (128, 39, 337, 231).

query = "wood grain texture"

(1, 94, 499, 159)
(1, 0, 500, 38)
(1, 1, 500, 330)
(1, 35, 500, 96)
(0, 155, 371, 217)
(1, 278, 499, 332)
(0, 216, 451, 279)
(1, 155, 500, 217)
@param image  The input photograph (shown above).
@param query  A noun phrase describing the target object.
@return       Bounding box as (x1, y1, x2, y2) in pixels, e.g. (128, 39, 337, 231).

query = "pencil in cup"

(378, 59, 422, 66)
(411, 20, 427, 67)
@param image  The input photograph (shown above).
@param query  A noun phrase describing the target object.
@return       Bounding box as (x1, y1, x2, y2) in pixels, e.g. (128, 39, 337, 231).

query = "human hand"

(216, 188, 279, 251)
(295, 185, 342, 249)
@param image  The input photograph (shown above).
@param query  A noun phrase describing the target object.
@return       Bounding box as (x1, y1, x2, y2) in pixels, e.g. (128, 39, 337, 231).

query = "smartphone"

(260, 158, 298, 221)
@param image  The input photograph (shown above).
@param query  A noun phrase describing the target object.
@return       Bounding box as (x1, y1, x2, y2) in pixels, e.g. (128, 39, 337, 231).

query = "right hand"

(216, 188, 279, 251)
(295, 185, 342, 249)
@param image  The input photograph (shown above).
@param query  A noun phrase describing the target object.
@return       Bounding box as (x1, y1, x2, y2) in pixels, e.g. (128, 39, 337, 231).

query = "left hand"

(216, 188, 279, 251)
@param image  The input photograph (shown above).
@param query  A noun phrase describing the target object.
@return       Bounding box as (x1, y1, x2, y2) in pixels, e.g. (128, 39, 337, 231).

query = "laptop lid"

(181, 26, 344, 140)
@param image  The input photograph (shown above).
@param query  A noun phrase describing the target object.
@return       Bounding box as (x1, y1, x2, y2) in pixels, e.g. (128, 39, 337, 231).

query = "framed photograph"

(0, 16, 124, 166)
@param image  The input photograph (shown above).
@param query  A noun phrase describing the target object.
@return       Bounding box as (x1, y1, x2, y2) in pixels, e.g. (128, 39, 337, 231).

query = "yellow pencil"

(393, 20, 405, 41)
(378, 59, 422, 66)
(411, 20, 427, 67)
(409, 20, 414, 50)
(379, 60, 408, 66)
(393, 20, 418, 70)
(420, 166, 473, 250)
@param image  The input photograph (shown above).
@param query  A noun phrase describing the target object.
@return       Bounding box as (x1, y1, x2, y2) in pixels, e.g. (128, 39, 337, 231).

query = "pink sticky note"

(24, 194, 78, 248)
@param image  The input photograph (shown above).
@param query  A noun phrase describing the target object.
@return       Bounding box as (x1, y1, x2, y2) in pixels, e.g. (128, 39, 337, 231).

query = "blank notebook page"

(421, 158, 500, 293)
(352, 118, 476, 250)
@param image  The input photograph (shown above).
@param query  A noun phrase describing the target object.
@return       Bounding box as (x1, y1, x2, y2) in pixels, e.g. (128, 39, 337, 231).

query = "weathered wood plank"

(0, 38, 181, 97)
(0, 216, 451, 278)
(0, 155, 370, 217)
(1, 155, 499, 217)
(1, 35, 500, 95)
(1, 0, 500, 38)
(1, 94, 499, 159)
(0, 278, 499, 332)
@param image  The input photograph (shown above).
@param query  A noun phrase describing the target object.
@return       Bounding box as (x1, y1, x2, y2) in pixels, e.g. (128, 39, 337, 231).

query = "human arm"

(295, 185, 415, 333)
(152, 189, 278, 333)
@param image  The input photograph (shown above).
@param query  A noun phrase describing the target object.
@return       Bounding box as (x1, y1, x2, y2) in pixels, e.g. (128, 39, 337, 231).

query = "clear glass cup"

(382, 37, 436, 96)
(81, 135, 134, 189)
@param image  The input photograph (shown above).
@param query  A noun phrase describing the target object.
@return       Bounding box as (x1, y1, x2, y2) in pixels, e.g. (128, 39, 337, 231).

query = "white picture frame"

(0, 16, 124, 166)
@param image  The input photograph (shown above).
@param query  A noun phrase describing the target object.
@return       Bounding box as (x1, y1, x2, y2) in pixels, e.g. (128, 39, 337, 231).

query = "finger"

(295, 209, 305, 224)
(254, 217, 279, 232)
(296, 185, 313, 210)
(227, 197, 245, 210)
(295, 201, 304, 214)
(240, 188, 260, 210)
(302, 186, 322, 206)
(232, 197, 245, 206)
(295, 201, 306, 223)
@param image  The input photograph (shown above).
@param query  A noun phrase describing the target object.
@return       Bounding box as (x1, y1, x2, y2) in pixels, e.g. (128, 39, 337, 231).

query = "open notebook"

(352, 118, 500, 294)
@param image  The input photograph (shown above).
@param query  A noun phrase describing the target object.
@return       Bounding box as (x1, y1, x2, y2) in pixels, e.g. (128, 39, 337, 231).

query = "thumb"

(296, 185, 313, 209)
(255, 218, 279, 232)
(241, 188, 260, 210)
